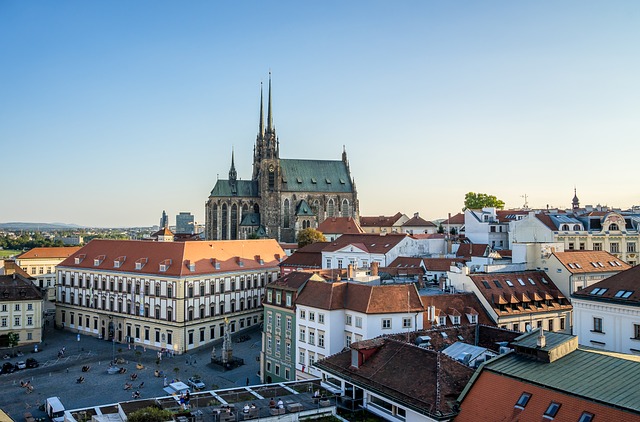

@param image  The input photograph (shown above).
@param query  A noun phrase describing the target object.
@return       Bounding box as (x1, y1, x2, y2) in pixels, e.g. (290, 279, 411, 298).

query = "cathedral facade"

(205, 77, 359, 243)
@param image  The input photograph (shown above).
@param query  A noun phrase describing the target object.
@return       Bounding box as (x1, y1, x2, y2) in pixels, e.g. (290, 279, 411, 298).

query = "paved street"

(0, 324, 263, 421)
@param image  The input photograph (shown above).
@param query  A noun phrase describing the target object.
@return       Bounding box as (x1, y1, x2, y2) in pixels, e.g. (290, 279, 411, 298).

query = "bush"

(127, 406, 173, 422)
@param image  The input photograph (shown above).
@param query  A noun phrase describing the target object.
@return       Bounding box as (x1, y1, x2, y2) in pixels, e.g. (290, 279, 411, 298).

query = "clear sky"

(1, 1, 638, 227)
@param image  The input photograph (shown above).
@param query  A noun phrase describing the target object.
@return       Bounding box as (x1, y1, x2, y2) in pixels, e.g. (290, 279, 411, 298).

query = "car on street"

(1, 362, 16, 374)
(26, 358, 39, 368)
(187, 377, 205, 390)
(16, 361, 26, 370)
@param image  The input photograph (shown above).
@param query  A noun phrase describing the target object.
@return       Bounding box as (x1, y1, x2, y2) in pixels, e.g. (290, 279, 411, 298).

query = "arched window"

(609, 223, 619, 231)
(561, 224, 569, 231)
(212, 204, 219, 239)
(573, 224, 581, 231)
(221, 203, 228, 240)
(231, 203, 238, 240)
(327, 199, 335, 217)
(341, 199, 350, 217)
(283, 199, 290, 228)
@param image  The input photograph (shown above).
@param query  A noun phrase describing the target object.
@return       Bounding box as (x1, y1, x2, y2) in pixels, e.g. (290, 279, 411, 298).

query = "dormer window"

(74, 254, 86, 264)
(438, 316, 446, 326)
(114, 256, 126, 268)
(94, 255, 105, 266)
(188, 261, 196, 272)
(135, 258, 148, 270)
(159, 259, 172, 272)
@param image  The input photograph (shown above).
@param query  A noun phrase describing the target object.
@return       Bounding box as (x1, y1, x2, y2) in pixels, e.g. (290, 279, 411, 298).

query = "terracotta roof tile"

(359, 212, 404, 228)
(58, 239, 285, 276)
(553, 250, 631, 274)
(422, 258, 466, 272)
(572, 264, 640, 304)
(322, 233, 408, 254)
(17, 246, 82, 259)
(316, 217, 364, 234)
(441, 212, 465, 225)
(421, 293, 494, 327)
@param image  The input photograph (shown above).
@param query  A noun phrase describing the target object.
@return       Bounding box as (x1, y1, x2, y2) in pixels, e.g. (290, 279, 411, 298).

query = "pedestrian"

(246, 377, 249, 386)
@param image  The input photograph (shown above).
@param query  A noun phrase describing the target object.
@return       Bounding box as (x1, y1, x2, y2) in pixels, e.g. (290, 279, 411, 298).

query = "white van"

(45, 397, 65, 422)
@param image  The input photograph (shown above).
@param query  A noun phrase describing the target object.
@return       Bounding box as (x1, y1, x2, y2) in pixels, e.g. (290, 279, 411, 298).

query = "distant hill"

(0, 222, 84, 231)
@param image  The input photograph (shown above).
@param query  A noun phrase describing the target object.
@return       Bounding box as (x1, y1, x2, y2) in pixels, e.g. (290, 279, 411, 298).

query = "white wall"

(572, 298, 640, 354)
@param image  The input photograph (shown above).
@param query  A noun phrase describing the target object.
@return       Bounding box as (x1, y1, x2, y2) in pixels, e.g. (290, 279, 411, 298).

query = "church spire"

(267, 71, 274, 134)
(258, 82, 264, 136)
(229, 149, 237, 182)
(572, 187, 580, 211)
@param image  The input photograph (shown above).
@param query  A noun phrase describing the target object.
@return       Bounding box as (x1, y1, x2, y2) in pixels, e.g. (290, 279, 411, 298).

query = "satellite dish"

(525, 324, 532, 333)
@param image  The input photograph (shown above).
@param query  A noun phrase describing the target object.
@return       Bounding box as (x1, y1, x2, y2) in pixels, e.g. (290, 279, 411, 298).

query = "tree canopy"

(127, 406, 172, 422)
(297, 228, 326, 248)
(463, 192, 505, 210)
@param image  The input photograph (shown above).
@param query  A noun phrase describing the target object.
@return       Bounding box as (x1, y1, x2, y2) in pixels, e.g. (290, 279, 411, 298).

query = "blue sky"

(1, 1, 638, 227)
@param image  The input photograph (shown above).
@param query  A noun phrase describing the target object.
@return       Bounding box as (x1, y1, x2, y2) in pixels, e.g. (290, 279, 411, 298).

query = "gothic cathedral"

(205, 76, 359, 243)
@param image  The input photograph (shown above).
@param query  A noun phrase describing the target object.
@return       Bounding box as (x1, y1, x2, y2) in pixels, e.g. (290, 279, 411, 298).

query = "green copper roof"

(485, 348, 640, 412)
(240, 213, 261, 226)
(296, 200, 314, 216)
(209, 179, 258, 197)
(280, 159, 353, 193)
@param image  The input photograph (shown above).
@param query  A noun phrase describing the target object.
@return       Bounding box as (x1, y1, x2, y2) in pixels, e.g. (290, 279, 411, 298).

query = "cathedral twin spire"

(252, 73, 278, 180)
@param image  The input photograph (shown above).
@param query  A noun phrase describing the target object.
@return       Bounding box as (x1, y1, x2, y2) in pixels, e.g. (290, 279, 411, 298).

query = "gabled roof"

(553, 251, 630, 274)
(58, 239, 285, 276)
(295, 200, 314, 216)
(17, 246, 82, 260)
(535, 213, 558, 230)
(572, 264, 640, 305)
(296, 279, 424, 313)
(456, 243, 490, 259)
(359, 212, 405, 228)
(402, 214, 436, 227)
(322, 233, 408, 254)
(280, 159, 353, 193)
(387, 256, 425, 269)
(240, 213, 261, 226)
(317, 217, 364, 235)
(441, 212, 465, 225)
(495, 210, 529, 221)
(315, 338, 474, 419)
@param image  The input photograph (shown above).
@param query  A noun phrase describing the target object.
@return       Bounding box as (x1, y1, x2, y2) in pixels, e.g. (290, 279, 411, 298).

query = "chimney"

(537, 327, 546, 348)
(347, 264, 354, 280)
(414, 212, 419, 218)
(371, 261, 379, 276)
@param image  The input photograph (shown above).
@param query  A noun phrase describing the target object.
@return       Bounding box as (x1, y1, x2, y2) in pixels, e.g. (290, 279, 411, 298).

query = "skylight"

(615, 290, 633, 298)
(590, 288, 602, 295)
(505, 280, 514, 287)
(493, 280, 502, 288)
(623, 291, 633, 298)
(528, 278, 536, 285)
(518, 278, 526, 286)
(597, 262, 604, 267)
(515, 392, 531, 408)
(597, 288, 608, 295)
(575, 263, 582, 269)
(568, 263, 575, 269)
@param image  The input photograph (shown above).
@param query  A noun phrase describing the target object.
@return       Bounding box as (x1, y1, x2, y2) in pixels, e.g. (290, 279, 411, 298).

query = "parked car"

(187, 377, 205, 390)
(16, 361, 26, 370)
(1, 362, 16, 374)
(26, 358, 39, 368)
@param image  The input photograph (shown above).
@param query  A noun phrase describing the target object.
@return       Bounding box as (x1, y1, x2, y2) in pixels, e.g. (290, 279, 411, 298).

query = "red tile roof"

(58, 239, 285, 276)
(572, 264, 640, 304)
(315, 338, 474, 419)
(536, 213, 559, 230)
(402, 214, 436, 227)
(322, 233, 408, 254)
(0, 274, 44, 300)
(441, 212, 465, 225)
(279, 242, 328, 269)
(296, 279, 424, 313)
(317, 217, 364, 235)
(359, 212, 404, 228)
(469, 271, 572, 316)
(17, 246, 82, 259)
(422, 258, 466, 272)
(387, 257, 425, 268)
(421, 293, 495, 327)
(553, 251, 630, 274)
(456, 369, 633, 422)
(456, 243, 490, 258)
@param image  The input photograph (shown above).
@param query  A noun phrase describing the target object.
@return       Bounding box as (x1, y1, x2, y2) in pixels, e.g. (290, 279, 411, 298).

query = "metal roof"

(442, 341, 490, 362)
(209, 179, 258, 197)
(280, 159, 353, 192)
(485, 348, 640, 412)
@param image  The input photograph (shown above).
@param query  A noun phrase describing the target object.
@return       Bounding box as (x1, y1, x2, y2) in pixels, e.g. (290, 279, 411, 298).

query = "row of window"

(265, 334, 292, 358)
(298, 349, 325, 371)
(264, 360, 292, 380)
(299, 309, 325, 324)
(500, 318, 565, 333)
(266, 312, 293, 331)
(266, 290, 292, 307)
(0, 303, 34, 312)
(61, 272, 272, 297)
(592, 318, 640, 339)
(59, 293, 261, 321)
(1, 315, 35, 327)
(515, 392, 593, 421)
(25, 266, 54, 275)
(299, 328, 326, 347)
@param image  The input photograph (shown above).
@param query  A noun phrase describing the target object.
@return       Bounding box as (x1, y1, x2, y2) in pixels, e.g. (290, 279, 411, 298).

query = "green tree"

(127, 406, 172, 422)
(7, 332, 19, 354)
(437, 224, 444, 234)
(463, 192, 505, 211)
(297, 228, 326, 248)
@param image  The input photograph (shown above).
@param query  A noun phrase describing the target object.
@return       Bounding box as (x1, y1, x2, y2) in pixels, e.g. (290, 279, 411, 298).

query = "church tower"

(572, 187, 580, 211)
